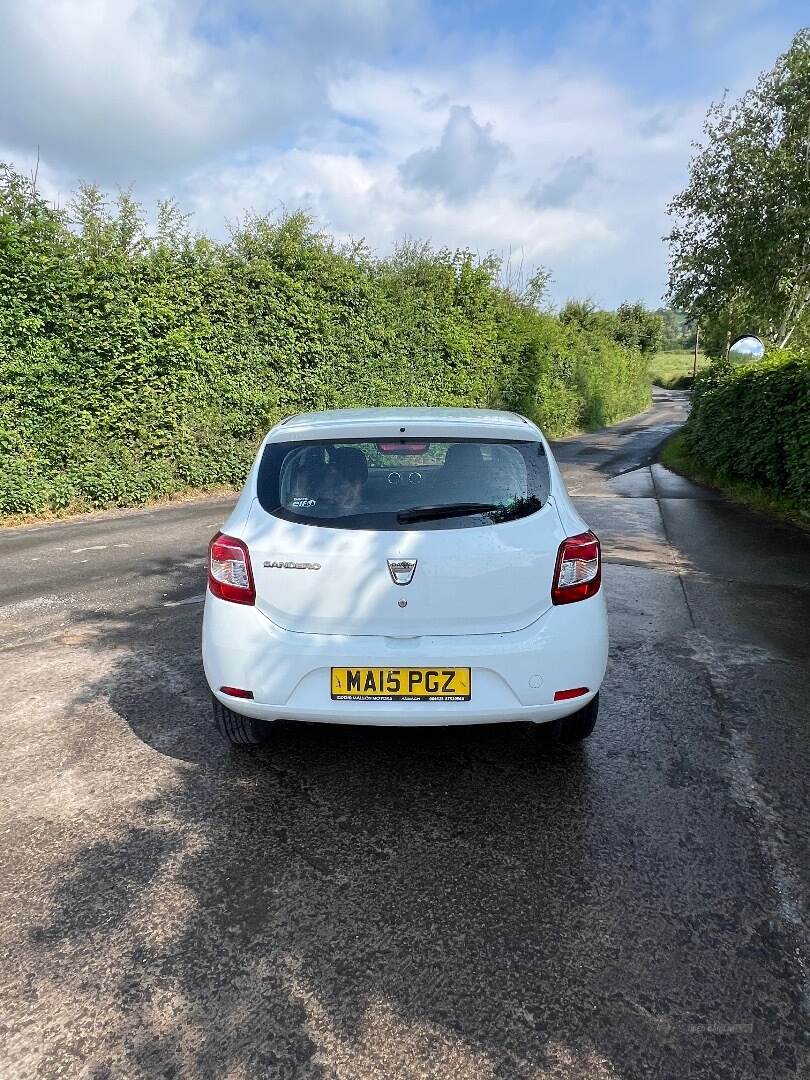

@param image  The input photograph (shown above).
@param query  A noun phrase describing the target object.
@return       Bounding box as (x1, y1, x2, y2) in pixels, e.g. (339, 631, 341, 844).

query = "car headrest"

(443, 443, 485, 471)
(332, 446, 369, 484)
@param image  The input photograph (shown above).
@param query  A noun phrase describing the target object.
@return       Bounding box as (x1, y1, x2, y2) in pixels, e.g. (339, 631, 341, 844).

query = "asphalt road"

(2, 389, 809, 1079)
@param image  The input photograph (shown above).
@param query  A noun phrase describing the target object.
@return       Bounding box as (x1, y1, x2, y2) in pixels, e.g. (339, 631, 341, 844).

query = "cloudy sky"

(0, 1, 806, 307)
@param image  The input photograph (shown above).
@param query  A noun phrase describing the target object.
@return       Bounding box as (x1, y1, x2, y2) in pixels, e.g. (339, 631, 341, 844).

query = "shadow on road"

(15, 425, 810, 1077)
(34, 586, 624, 1077)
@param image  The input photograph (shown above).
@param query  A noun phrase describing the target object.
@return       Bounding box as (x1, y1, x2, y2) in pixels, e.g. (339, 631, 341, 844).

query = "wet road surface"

(2, 389, 809, 1078)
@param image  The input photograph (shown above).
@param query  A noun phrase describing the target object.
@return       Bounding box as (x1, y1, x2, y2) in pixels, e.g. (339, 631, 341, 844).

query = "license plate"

(331, 667, 471, 701)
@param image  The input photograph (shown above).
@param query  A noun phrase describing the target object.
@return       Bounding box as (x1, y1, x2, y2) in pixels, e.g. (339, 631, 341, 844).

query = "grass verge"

(661, 431, 810, 530)
(649, 350, 708, 389)
(0, 484, 237, 529)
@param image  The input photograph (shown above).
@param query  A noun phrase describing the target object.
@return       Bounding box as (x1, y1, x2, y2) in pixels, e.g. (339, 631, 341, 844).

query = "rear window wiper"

(396, 502, 501, 524)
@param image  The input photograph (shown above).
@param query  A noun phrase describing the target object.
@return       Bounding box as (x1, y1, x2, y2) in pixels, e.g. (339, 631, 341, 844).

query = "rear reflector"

(208, 532, 256, 605)
(220, 686, 254, 699)
(554, 687, 589, 701)
(551, 531, 601, 605)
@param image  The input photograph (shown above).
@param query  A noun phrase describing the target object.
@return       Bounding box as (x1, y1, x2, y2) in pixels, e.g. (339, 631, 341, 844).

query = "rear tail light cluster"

(208, 532, 255, 605)
(551, 531, 601, 605)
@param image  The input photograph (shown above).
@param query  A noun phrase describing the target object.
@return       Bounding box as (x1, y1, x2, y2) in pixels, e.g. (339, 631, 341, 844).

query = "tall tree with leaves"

(667, 29, 810, 352)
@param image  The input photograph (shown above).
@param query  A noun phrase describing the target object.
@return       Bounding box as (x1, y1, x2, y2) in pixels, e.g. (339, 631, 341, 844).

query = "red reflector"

(220, 686, 254, 699)
(554, 687, 589, 701)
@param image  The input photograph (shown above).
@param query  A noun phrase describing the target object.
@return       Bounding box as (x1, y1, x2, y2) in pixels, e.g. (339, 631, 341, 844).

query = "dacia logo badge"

(388, 558, 417, 586)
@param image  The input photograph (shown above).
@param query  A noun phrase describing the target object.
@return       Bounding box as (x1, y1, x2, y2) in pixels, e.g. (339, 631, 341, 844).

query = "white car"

(202, 408, 608, 746)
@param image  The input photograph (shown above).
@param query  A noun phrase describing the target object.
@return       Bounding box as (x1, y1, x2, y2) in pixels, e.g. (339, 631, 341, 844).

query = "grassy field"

(649, 349, 709, 389)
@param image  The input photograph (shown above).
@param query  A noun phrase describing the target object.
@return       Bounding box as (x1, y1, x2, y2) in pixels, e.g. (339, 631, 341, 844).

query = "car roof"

(267, 407, 541, 443)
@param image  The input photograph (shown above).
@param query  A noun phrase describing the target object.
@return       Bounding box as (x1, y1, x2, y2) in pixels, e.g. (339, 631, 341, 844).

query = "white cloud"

(528, 152, 599, 208)
(399, 105, 508, 202)
(0, 0, 420, 183)
(0, 0, 751, 305)
(0, 1, 240, 179)
(162, 47, 713, 307)
(186, 144, 615, 272)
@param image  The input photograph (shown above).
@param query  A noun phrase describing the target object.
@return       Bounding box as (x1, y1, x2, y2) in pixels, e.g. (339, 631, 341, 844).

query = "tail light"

(552, 531, 601, 605)
(208, 532, 255, 605)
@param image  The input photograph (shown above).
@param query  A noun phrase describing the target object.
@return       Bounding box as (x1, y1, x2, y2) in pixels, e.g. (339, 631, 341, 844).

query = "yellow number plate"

(331, 667, 471, 701)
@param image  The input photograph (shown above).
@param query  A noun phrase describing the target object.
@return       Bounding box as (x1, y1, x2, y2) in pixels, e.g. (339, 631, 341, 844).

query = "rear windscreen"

(256, 437, 551, 530)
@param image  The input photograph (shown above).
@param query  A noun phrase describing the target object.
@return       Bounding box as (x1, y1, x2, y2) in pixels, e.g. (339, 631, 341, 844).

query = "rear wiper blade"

(397, 502, 500, 523)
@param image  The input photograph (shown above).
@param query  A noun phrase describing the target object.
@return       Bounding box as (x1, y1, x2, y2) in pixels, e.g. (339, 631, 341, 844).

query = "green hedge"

(0, 166, 651, 515)
(682, 354, 810, 506)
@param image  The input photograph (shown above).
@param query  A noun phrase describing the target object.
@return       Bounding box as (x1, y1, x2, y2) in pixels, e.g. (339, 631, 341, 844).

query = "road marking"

(71, 544, 107, 554)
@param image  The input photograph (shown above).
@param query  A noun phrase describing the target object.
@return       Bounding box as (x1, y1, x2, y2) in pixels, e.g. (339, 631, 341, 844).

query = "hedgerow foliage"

(683, 353, 810, 505)
(0, 164, 650, 514)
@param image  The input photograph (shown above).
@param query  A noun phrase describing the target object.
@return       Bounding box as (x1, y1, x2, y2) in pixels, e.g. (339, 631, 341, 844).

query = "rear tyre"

(212, 695, 273, 746)
(558, 693, 599, 744)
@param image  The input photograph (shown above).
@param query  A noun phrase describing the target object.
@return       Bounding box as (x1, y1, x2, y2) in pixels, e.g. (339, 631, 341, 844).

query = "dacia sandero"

(203, 408, 608, 745)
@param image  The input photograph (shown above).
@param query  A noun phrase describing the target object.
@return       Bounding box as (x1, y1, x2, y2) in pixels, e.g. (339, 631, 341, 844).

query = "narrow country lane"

(2, 390, 809, 1079)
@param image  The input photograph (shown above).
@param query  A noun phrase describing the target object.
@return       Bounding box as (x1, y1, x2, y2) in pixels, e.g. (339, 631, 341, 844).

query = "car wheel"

(558, 693, 599, 744)
(212, 695, 273, 746)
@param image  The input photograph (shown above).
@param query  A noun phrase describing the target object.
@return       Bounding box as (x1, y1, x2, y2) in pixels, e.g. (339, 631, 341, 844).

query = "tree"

(559, 299, 663, 354)
(667, 29, 810, 352)
(613, 302, 664, 355)
(654, 307, 697, 350)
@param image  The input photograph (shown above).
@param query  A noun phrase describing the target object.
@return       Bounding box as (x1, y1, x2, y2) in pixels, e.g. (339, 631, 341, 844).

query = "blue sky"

(0, 1, 807, 307)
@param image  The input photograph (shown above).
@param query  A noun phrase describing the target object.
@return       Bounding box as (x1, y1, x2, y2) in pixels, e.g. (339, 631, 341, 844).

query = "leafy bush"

(683, 353, 810, 505)
(0, 164, 651, 515)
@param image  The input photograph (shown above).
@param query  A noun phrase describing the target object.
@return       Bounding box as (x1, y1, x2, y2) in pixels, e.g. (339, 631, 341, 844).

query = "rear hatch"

(244, 434, 564, 637)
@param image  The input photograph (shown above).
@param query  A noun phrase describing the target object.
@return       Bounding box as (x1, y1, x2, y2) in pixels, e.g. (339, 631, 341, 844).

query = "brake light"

(551, 531, 601, 604)
(208, 532, 255, 605)
(377, 440, 430, 453)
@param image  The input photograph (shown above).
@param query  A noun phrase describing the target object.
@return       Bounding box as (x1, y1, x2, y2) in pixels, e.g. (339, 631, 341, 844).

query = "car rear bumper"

(207, 695, 598, 727)
(202, 590, 608, 728)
